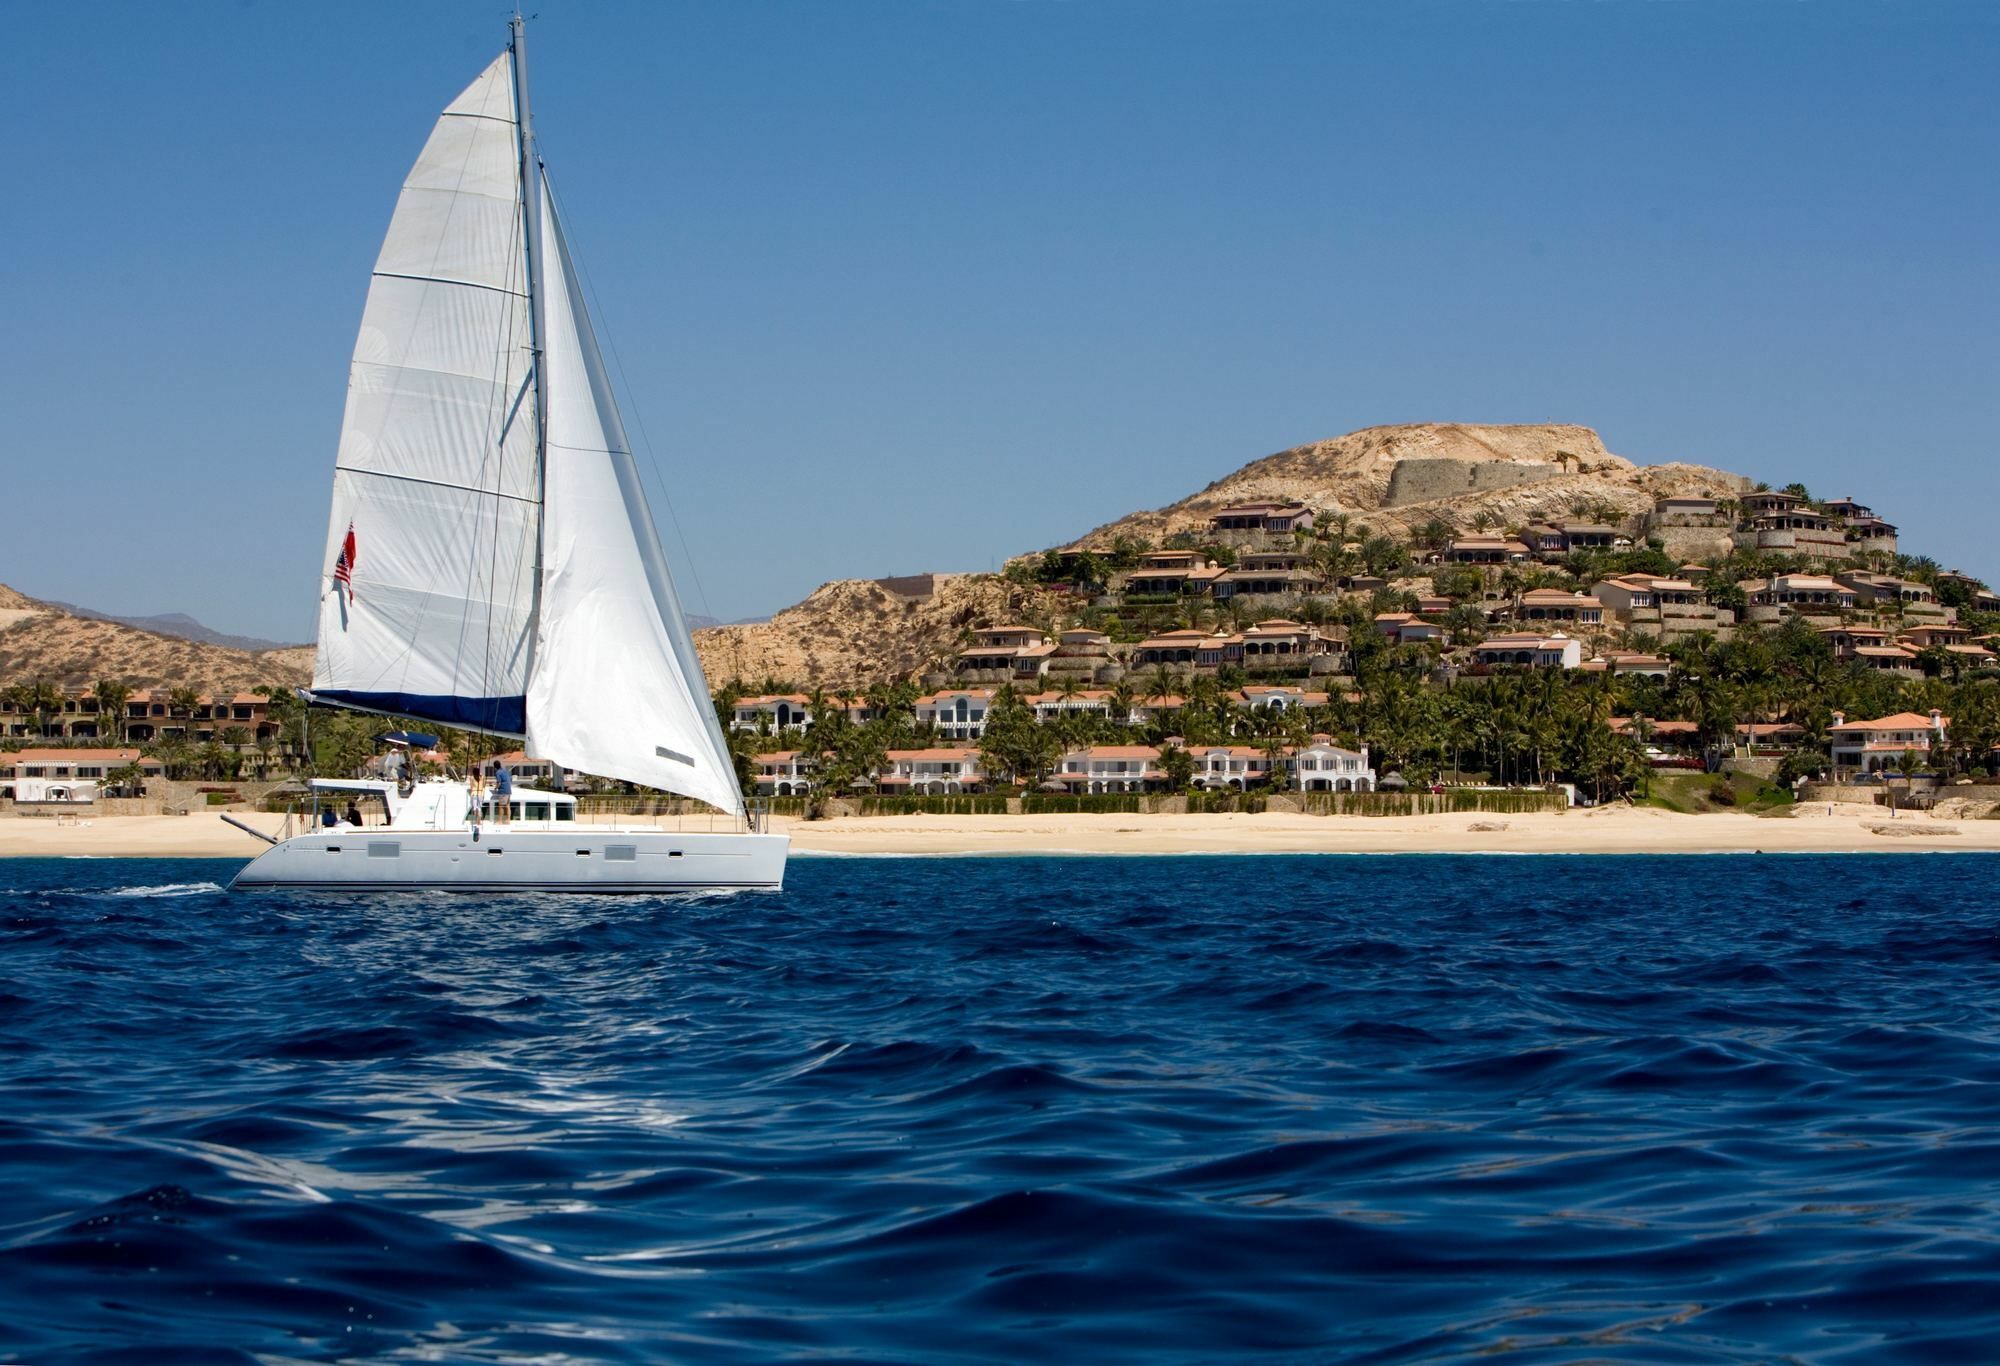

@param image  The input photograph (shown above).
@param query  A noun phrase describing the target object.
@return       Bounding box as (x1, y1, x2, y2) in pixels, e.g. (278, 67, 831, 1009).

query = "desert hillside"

(694, 573, 1054, 693)
(0, 586, 311, 692)
(1058, 422, 1749, 550)
(692, 423, 1762, 688)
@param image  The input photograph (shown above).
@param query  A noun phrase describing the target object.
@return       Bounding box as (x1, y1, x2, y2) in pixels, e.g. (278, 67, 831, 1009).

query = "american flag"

(333, 523, 357, 599)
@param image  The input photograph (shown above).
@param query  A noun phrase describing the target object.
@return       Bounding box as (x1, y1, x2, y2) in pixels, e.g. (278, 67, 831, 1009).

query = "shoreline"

(2, 807, 1997, 859)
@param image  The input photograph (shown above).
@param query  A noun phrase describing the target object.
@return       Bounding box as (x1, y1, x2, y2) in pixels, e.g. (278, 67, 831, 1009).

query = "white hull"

(231, 827, 788, 893)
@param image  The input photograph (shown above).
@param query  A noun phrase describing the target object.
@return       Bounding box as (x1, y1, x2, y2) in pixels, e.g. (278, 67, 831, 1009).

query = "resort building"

(1740, 507, 1851, 562)
(1741, 574, 1857, 621)
(1898, 624, 1973, 650)
(1374, 613, 1447, 646)
(1819, 624, 1896, 659)
(1189, 745, 1274, 790)
(1835, 571, 1945, 617)
(0, 748, 162, 801)
(957, 626, 1055, 678)
(1285, 740, 1375, 792)
(1444, 535, 1531, 564)
(1471, 633, 1583, 670)
(1937, 571, 2000, 612)
(913, 688, 998, 740)
(1121, 560, 1227, 599)
(730, 694, 812, 732)
(1524, 523, 1626, 559)
(487, 751, 562, 786)
(1209, 502, 1315, 535)
(752, 752, 811, 796)
(1515, 589, 1605, 627)
(1650, 495, 1726, 526)
(1829, 710, 1947, 774)
(879, 748, 985, 793)
(1580, 652, 1672, 678)
(1238, 619, 1334, 670)
(1233, 685, 1330, 713)
(1023, 690, 1118, 723)
(1053, 745, 1164, 793)
(1590, 574, 1724, 639)
(1851, 645, 1921, 676)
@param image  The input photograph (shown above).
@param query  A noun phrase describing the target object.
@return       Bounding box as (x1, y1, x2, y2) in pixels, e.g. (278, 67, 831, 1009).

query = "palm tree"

(23, 680, 65, 737)
(168, 685, 204, 740)
(94, 679, 132, 744)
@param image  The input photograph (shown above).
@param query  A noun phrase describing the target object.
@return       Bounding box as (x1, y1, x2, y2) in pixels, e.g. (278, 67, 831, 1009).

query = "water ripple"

(2, 853, 1999, 1361)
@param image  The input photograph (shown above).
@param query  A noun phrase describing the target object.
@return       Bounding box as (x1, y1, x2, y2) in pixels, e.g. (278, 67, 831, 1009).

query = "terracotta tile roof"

(1831, 713, 1946, 732)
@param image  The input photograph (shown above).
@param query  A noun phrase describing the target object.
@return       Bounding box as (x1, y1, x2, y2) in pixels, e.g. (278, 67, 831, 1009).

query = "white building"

(1829, 710, 1947, 773)
(730, 694, 813, 732)
(1053, 746, 1162, 793)
(913, 689, 998, 740)
(1286, 741, 1375, 792)
(754, 751, 812, 796)
(880, 748, 985, 793)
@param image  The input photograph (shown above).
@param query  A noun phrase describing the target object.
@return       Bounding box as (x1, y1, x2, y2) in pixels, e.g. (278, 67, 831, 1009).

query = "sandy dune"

(2, 806, 1996, 860)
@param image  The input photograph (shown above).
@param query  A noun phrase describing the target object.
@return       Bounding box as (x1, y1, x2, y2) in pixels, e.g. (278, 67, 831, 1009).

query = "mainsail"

(313, 37, 744, 817)
(313, 54, 540, 733)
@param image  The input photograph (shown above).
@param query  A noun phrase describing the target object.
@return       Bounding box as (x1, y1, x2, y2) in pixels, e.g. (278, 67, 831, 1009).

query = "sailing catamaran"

(232, 21, 787, 892)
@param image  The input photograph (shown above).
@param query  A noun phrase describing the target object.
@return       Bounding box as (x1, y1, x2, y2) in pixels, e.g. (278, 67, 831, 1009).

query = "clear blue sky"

(5, 0, 1995, 642)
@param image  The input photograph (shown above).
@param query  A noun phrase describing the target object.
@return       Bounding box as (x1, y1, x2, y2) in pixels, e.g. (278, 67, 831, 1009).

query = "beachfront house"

(879, 748, 985, 794)
(1053, 745, 1164, 793)
(0, 747, 163, 801)
(1285, 740, 1375, 792)
(1829, 710, 1947, 774)
(754, 751, 812, 796)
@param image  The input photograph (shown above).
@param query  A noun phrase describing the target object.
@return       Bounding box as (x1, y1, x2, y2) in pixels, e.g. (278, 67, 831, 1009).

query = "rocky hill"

(695, 423, 1757, 688)
(693, 574, 1054, 692)
(1057, 422, 1748, 550)
(0, 586, 312, 691)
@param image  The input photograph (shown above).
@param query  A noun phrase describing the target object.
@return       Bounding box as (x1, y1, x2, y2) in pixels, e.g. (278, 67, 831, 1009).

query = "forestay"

(312, 54, 540, 734)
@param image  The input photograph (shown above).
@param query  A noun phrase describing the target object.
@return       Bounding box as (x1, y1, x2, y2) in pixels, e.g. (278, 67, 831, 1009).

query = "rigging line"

(541, 165, 719, 628)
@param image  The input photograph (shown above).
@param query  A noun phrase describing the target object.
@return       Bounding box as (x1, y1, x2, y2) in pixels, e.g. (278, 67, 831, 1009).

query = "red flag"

(333, 523, 357, 599)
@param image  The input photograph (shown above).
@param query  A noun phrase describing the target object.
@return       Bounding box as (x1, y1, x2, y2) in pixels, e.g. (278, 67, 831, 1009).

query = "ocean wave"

(1, 853, 1999, 1360)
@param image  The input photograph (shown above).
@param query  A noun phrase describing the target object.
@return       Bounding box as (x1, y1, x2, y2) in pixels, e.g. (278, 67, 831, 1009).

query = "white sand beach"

(1, 805, 1996, 859)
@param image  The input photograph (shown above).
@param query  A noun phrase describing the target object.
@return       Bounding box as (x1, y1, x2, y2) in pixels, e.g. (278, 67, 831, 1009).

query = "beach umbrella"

(1379, 771, 1409, 790)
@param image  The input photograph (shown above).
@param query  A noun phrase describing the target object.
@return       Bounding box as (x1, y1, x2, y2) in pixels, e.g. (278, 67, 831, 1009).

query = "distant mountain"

(45, 602, 301, 654)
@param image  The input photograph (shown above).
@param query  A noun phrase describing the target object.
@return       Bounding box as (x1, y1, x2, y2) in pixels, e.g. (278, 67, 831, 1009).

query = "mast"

(510, 15, 551, 641)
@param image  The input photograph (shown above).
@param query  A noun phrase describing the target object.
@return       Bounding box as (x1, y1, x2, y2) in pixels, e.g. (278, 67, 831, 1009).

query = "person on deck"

(320, 807, 339, 829)
(345, 801, 363, 827)
(494, 761, 513, 823)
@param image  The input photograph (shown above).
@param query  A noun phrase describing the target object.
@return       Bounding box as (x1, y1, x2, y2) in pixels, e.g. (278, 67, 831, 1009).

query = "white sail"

(312, 53, 540, 734)
(525, 182, 744, 816)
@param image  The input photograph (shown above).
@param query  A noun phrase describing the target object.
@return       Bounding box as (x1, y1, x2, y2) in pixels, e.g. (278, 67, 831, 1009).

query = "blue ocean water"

(2, 854, 1999, 1363)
